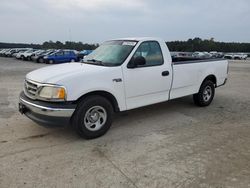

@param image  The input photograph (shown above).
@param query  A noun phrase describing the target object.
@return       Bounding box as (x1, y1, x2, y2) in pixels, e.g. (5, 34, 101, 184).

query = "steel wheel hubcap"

(84, 106, 107, 131)
(203, 86, 212, 102)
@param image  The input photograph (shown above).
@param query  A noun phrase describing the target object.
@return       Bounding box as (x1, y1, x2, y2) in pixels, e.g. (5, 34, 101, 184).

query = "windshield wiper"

(85, 59, 106, 66)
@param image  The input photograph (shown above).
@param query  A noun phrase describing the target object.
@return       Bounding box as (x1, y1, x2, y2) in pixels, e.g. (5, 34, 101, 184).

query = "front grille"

(24, 79, 38, 99)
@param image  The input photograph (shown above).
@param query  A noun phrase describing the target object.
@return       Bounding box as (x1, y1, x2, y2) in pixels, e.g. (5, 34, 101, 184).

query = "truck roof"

(110, 37, 163, 42)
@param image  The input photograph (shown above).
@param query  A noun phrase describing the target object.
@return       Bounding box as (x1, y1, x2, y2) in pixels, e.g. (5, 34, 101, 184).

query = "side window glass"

(64, 51, 70, 56)
(56, 51, 63, 56)
(132, 41, 164, 67)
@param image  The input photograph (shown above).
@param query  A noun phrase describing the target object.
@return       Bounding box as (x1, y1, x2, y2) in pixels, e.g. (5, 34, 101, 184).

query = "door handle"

(162, 71, 169, 76)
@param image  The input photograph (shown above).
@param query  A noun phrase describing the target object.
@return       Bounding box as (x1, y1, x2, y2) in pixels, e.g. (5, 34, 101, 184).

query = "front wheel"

(193, 80, 215, 107)
(38, 58, 44, 63)
(73, 96, 113, 139)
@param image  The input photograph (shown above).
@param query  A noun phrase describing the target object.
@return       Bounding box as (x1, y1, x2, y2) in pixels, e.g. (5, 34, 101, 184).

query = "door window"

(132, 41, 164, 67)
(56, 51, 63, 56)
(64, 51, 71, 56)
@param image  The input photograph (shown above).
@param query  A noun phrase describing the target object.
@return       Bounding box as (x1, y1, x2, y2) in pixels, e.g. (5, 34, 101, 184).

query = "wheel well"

(75, 91, 120, 112)
(203, 75, 217, 86)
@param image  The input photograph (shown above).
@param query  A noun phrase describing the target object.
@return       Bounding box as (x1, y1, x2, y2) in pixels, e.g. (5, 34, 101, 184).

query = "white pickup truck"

(19, 37, 228, 139)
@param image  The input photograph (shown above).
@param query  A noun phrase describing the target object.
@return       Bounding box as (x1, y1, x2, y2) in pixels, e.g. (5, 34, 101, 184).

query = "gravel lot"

(0, 57, 250, 188)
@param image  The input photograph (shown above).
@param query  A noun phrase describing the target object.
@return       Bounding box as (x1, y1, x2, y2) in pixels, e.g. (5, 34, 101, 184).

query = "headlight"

(44, 56, 48, 59)
(38, 86, 66, 101)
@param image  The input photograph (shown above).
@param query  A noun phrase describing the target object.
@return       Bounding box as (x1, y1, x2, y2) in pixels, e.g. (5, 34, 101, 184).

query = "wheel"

(193, 80, 215, 107)
(21, 56, 25, 60)
(38, 58, 44, 63)
(73, 95, 113, 139)
(48, 59, 54, 64)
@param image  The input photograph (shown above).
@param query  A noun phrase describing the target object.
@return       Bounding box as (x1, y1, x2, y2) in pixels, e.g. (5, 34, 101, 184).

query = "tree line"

(1, 38, 250, 52)
(167, 38, 250, 52)
(0, 41, 99, 51)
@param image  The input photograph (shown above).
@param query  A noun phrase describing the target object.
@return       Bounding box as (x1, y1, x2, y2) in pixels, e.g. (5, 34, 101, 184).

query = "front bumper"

(19, 92, 76, 127)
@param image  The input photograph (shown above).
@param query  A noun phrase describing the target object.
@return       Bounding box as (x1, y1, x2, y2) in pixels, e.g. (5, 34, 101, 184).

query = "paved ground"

(0, 57, 250, 188)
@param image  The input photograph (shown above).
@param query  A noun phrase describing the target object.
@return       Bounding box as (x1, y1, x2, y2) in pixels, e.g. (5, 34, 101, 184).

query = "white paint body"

(26, 37, 228, 111)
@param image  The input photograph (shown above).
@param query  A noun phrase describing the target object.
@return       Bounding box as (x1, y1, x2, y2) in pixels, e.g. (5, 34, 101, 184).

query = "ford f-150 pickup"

(19, 37, 228, 139)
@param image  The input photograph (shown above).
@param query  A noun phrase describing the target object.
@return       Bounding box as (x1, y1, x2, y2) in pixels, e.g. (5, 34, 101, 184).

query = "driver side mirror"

(128, 56, 146, 68)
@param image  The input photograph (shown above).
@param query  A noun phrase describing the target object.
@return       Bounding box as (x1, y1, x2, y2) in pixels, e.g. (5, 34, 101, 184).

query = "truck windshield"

(83, 40, 137, 66)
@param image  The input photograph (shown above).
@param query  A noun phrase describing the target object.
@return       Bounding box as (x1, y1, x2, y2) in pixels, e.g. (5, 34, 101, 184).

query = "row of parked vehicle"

(223, 53, 248, 60)
(192, 51, 248, 60)
(171, 51, 248, 60)
(0, 48, 93, 64)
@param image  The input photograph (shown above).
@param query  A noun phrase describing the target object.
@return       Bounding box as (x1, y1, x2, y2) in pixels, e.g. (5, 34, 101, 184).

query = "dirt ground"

(0, 57, 250, 188)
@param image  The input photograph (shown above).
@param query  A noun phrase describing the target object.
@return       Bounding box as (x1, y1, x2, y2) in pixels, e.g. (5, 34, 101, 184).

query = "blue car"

(44, 50, 78, 64)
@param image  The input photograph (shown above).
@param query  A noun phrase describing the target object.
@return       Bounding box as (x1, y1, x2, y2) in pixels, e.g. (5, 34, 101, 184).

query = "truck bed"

(170, 57, 228, 100)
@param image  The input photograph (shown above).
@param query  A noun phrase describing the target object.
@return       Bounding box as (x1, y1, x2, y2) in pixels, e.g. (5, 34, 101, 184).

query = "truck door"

(122, 41, 172, 110)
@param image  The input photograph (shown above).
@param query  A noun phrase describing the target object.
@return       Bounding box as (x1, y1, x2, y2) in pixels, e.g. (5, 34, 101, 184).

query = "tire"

(193, 80, 215, 107)
(73, 95, 113, 139)
(38, 58, 44, 63)
(48, 59, 54, 64)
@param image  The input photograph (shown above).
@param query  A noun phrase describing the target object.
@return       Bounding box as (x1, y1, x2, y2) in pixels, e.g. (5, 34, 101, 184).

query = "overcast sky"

(0, 0, 249, 43)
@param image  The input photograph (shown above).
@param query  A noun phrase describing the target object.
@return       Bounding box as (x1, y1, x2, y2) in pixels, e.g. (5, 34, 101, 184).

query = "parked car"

(224, 54, 234, 59)
(0, 49, 8, 56)
(216, 52, 224, 58)
(43, 50, 78, 64)
(209, 51, 224, 58)
(234, 53, 248, 60)
(29, 50, 46, 61)
(15, 49, 31, 59)
(12, 48, 29, 58)
(4, 49, 16, 57)
(203, 52, 212, 58)
(224, 53, 247, 60)
(192, 52, 207, 58)
(19, 37, 229, 139)
(21, 49, 40, 60)
(0, 49, 12, 57)
(77, 50, 93, 61)
(31, 50, 56, 63)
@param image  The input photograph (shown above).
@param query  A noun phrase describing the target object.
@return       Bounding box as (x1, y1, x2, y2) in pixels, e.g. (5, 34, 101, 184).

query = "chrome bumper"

(19, 91, 76, 127)
(19, 97, 75, 117)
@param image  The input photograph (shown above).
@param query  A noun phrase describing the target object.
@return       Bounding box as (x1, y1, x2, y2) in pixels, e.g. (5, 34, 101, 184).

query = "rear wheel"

(193, 80, 215, 107)
(73, 96, 113, 139)
(48, 59, 54, 64)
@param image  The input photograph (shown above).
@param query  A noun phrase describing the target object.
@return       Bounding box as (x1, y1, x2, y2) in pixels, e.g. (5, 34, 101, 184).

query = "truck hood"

(26, 63, 109, 84)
